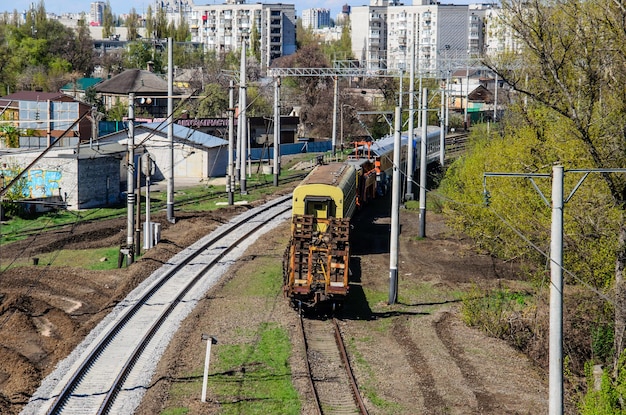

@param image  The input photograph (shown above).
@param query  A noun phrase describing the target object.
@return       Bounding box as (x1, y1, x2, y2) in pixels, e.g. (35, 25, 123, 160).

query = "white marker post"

(201, 334, 218, 403)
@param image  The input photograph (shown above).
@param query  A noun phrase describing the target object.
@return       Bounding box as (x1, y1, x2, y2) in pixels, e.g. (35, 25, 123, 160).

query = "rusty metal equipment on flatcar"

(284, 214, 350, 307)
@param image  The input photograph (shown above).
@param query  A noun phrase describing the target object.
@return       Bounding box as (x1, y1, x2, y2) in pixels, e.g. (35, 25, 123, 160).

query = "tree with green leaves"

(126, 8, 140, 41)
(145, 5, 154, 39)
(195, 83, 229, 118)
(492, 0, 626, 369)
(440, 0, 626, 410)
(250, 21, 261, 62)
(102, 1, 114, 39)
(155, 6, 168, 39)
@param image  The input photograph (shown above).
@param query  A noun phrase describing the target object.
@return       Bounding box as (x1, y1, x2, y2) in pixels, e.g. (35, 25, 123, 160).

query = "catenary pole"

(405, 38, 416, 200)
(239, 40, 247, 194)
(418, 88, 428, 238)
(126, 93, 135, 265)
(273, 77, 281, 186)
(483, 167, 626, 415)
(167, 37, 175, 223)
(332, 76, 338, 155)
(227, 80, 235, 205)
(388, 106, 401, 305)
(439, 82, 446, 166)
(549, 165, 564, 415)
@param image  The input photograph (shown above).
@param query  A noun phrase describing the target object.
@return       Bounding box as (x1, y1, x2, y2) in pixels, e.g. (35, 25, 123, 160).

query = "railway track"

(2, 172, 307, 244)
(21, 195, 293, 415)
(300, 316, 369, 415)
(445, 132, 469, 160)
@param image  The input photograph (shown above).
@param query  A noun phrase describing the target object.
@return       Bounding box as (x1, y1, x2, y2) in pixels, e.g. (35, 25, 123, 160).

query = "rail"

(299, 314, 369, 415)
(38, 195, 292, 414)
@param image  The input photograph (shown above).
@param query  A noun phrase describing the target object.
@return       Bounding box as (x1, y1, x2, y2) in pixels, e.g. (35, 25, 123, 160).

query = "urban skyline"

(6, 0, 347, 20)
(2, 0, 478, 22)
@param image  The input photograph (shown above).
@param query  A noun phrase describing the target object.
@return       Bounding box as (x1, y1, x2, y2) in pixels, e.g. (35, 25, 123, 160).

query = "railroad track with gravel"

(21, 195, 292, 415)
(300, 316, 369, 415)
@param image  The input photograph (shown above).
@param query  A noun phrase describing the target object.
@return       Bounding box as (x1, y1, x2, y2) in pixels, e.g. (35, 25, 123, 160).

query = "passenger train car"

(283, 126, 441, 309)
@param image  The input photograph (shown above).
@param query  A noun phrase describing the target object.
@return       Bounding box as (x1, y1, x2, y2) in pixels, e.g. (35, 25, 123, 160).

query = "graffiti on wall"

(0, 169, 62, 198)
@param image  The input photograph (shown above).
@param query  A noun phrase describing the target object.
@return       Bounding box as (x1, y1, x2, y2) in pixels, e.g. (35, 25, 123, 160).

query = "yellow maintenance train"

(283, 127, 441, 310)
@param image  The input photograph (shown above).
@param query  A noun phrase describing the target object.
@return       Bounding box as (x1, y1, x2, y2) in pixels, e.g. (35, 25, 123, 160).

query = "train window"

(304, 196, 334, 219)
(306, 202, 328, 219)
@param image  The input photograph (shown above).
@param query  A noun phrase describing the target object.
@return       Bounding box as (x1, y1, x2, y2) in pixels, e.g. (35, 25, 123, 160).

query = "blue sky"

(4, 0, 368, 19)
(3, 0, 475, 22)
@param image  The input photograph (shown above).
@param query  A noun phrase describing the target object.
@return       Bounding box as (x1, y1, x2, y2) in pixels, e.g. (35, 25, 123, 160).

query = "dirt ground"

(0, 185, 549, 414)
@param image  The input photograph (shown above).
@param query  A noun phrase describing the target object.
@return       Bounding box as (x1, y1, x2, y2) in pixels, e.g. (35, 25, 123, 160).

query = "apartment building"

(188, 0, 296, 70)
(301, 8, 331, 29)
(90, 1, 105, 26)
(350, 0, 390, 71)
(352, 0, 470, 74)
(483, 6, 522, 56)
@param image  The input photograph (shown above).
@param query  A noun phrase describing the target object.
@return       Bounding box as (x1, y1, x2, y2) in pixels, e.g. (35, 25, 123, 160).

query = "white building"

(483, 6, 522, 57)
(351, 0, 469, 74)
(301, 8, 331, 29)
(98, 122, 229, 181)
(350, 0, 389, 71)
(188, 0, 296, 70)
(90, 1, 105, 26)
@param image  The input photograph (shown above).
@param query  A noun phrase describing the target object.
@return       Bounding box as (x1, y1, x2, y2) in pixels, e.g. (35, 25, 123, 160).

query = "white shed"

(99, 122, 229, 181)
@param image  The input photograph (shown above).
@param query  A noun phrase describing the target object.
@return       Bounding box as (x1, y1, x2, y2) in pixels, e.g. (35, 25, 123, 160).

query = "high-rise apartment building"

(301, 8, 331, 29)
(483, 6, 522, 56)
(351, 0, 470, 74)
(188, 0, 296, 70)
(90, 1, 105, 26)
(350, 1, 389, 71)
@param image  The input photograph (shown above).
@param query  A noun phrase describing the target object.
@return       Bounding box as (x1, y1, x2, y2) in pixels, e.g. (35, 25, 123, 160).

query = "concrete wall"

(0, 150, 122, 211)
(78, 157, 121, 209)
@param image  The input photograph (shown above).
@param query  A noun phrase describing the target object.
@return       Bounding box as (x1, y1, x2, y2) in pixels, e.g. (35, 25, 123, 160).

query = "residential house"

(0, 91, 94, 148)
(94, 69, 183, 119)
(60, 77, 103, 101)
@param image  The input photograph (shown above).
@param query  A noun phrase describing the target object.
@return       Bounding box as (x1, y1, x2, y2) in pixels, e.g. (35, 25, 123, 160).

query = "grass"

(1, 246, 122, 270)
(159, 236, 302, 414)
(362, 281, 463, 314)
(210, 323, 299, 415)
(346, 332, 405, 414)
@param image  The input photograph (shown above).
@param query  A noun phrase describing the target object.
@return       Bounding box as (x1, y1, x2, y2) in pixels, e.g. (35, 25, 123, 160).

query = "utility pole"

(239, 40, 248, 194)
(549, 165, 564, 415)
(405, 37, 416, 200)
(126, 93, 136, 265)
(332, 76, 338, 155)
(166, 37, 175, 223)
(439, 82, 446, 166)
(227, 80, 235, 205)
(388, 106, 402, 305)
(273, 76, 281, 186)
(418, 88, 428, 238)
(484, 166, 626, 415)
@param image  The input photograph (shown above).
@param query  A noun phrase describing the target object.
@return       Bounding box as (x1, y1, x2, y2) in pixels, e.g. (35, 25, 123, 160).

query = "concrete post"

(549, 165, 564, 415)
(167, 37, 175, 223)
(389, 106, 402, 305)
(419, 88, 428, 238)
(228, 80, 235, 205)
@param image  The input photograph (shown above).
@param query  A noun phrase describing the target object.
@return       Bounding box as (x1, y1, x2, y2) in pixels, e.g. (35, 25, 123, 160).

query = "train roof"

(299, 162, 355, 186)
(352, 125, 440, 157)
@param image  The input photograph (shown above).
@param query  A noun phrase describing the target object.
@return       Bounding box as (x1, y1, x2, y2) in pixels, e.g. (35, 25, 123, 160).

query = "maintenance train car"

(283, 162, 357, 309)
(283, 126, 441, 309)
